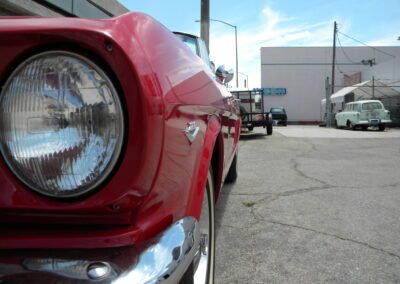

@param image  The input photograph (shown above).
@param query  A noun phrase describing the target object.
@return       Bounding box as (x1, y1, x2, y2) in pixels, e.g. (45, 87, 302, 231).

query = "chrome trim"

(1, 217, 200, 283)
(185, 122, 200, 143)
(88, 262, 113, 280)
(114, 217, 200, 284)
(357, 119, 392, 126)
(23, 259, 115, 281)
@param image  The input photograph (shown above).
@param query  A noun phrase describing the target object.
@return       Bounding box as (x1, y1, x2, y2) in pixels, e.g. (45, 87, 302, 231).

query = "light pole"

(200, 0, 209, 52)
(196, 18, 238, 88)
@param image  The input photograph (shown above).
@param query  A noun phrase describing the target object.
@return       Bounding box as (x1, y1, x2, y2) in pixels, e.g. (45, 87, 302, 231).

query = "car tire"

(239, 105, 247, 122)
(247, 125, 254, 131)
(182, 168, 215, 284)
(267, 123, 273, 135)
(225, 152, 238, 183)
(361, 126, 368, 131)
(378, 124, 386, 131)
(347, 120, 355, 130)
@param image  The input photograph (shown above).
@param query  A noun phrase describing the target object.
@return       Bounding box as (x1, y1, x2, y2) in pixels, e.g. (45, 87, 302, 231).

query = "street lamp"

(195, 18, 238, 88)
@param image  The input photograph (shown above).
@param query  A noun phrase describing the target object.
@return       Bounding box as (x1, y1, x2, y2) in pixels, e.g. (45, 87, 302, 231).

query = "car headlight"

(0, 51, 124, 198)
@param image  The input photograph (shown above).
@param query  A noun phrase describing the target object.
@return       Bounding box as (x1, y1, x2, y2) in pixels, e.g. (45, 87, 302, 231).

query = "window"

(176, 35, 199, 56)
(198, 39, 211, 69)
(174, 33, 213, 70)
(362, 102, 382, 110)
(271, 108, 285, 114)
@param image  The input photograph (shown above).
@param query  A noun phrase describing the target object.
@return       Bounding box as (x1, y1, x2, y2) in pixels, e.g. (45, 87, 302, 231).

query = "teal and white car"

(335, 100, 392, 131)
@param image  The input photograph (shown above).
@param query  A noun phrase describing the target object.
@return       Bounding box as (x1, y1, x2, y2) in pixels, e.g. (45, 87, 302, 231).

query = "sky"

(118, 0, 400, 88)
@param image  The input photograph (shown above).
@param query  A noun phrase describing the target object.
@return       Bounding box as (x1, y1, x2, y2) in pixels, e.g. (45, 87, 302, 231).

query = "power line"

(336, 65, 343, 74)
(337, 31, 396, 58)
(336, 35, 359, 64)
(335, 65, 362, 77)
(335, 34, 360, 78)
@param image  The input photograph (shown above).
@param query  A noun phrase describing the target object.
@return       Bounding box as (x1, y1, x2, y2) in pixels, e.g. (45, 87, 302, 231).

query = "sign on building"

(253, 88, 287, 95)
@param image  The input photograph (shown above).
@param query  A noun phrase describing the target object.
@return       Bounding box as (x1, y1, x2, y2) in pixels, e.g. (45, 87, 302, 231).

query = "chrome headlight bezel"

(0, 50, 125, 199)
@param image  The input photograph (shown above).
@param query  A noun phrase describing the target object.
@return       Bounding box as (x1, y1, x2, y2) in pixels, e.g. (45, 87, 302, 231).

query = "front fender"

(185, 115, 222, 220)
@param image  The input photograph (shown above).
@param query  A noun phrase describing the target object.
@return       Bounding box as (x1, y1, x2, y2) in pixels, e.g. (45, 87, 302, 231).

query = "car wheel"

(378, 124, 385, 131)
(347, 120, 355, 130)
(361, 126, 368, 131)
(239, 105, 247, 122)
(182, 168, 215, 284)
(247, 125, 254, 131)
(267, 123, 273, 135)
(225, 152, 238, 183)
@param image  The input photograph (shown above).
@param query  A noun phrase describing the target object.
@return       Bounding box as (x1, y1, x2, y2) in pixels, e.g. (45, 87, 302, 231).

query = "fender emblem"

(184, 122, 200, 143)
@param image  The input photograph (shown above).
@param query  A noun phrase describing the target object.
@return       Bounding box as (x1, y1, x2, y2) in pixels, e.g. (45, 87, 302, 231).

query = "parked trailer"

(231, 89, 273, 135)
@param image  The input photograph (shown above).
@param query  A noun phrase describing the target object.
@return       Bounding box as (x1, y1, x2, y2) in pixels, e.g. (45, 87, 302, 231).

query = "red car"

(0, 12, 240, 283)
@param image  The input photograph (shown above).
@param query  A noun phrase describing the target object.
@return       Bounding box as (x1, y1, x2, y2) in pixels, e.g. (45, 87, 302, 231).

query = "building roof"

(330, 81, 369, 103)
(329, 79, 400, 103)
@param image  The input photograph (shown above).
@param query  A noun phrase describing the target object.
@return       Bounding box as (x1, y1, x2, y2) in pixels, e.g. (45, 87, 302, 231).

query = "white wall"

(261, 46, 400, 122)
(363, 56, 400, 92)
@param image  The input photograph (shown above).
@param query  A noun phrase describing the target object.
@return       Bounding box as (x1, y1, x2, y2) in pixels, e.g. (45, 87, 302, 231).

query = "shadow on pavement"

(215, 183, 235, 237)
(239, 133, 268, 141)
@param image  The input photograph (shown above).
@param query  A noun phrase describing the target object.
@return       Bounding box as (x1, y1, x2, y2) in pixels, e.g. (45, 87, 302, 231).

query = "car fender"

(185, 114, 222, 220)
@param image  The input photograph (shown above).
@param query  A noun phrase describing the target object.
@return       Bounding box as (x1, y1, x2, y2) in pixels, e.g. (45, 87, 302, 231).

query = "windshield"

(175, 34, 199, 56)
(271, 108, 285, 114)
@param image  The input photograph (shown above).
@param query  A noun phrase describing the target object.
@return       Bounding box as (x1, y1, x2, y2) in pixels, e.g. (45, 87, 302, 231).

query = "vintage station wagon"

(335, 100, 392, 131)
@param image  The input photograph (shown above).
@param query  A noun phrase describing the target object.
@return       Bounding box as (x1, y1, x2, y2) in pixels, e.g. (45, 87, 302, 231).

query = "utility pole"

(325, 77, 330, 126)
(239, 72, 248, 88)
(372, 76, 375, 98)
(234, 26, 238, 88)
(200, 0, 210, 52)
(329, 21, 337, 127)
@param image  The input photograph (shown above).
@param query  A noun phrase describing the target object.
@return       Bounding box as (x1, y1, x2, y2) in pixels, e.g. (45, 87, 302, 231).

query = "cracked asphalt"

(215, 125, 400, 283)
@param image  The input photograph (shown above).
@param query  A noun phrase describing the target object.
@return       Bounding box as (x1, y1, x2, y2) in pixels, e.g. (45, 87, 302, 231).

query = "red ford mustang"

(0, 12, 240, 283)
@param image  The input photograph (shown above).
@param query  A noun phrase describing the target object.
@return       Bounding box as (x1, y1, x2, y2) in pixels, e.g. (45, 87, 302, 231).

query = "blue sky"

(118, 0, 400, 88)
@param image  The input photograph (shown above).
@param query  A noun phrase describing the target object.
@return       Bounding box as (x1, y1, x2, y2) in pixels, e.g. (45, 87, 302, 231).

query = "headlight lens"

(0, 51, 124, 198)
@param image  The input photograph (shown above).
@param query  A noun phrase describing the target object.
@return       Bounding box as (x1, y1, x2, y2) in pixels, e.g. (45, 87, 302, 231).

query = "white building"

(260, 46, 400, 123)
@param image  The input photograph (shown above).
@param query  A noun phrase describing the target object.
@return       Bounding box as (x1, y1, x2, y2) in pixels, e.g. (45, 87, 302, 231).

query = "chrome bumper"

(0, 217, 200, 283)
(358, 119, 392, 125)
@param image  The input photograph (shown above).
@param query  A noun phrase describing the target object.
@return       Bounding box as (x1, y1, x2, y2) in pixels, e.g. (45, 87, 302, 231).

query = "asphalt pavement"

(215, 125, 400, 283)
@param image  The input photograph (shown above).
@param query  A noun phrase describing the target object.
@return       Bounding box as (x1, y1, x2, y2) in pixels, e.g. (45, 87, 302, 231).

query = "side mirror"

(216, 65, 234, 84)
